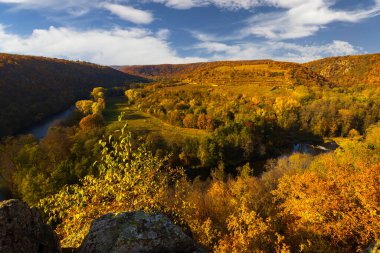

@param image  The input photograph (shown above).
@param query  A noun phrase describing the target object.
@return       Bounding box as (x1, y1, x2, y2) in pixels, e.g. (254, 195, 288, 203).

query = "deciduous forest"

(1, 53, 380, 252)
(0, 53, 144, 137)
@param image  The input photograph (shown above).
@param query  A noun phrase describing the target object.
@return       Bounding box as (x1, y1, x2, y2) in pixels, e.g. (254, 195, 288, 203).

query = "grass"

(104, 96, 209, 142)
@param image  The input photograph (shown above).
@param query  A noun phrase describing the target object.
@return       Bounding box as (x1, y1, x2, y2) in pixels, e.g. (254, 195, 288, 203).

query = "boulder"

(79, 211, 207, 253)
(0, 199, 61, 253)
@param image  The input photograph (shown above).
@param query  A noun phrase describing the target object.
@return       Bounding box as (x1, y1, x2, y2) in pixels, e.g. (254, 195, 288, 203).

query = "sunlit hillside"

(121, 60, 331, 87)
(305, 53, 380, 86)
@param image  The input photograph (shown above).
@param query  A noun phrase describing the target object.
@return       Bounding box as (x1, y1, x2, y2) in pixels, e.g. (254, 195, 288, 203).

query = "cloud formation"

(242, 0, 380, 39)
(0, 22, 359, 65)
(195, 40, 359, 62)
(102, 3, 154, 24)
(149, 0, 263, 10)
(0, 0, 376, 64)
(0, 25, 204, 65)
(152, 0, 380, 39)
(1, 0, 380, 40)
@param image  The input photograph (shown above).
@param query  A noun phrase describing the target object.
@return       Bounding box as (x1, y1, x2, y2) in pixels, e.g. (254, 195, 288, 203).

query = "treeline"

(118, 62, 204, 79)
(0, 53, 145, 137)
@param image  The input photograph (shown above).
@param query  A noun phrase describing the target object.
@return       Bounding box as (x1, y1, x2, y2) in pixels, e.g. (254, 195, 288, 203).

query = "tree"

(273, 97, 300, 129)
(75, 100, 93, 115)
(79, 114, 104, 131)
(197, 113, 207, 129)
(91, 87, 105, 101)
(183, 114, 196, 128)
(273, 147, 380, 252)
(366, 122, 380, 149)
(40, 122, 189, 248)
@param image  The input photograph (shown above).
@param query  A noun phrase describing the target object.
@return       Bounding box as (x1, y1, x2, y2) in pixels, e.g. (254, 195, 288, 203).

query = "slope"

(305, 53, 380, 86)
(0, 53, 144, 137)
(120, 60, 331, 87)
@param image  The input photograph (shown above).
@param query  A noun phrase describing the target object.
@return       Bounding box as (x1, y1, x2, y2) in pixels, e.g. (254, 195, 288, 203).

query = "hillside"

(120, 60, 331, 87)
(116, 63, 204, 79)
(305, 53, 380, 86)
(0, 53, 144, 137)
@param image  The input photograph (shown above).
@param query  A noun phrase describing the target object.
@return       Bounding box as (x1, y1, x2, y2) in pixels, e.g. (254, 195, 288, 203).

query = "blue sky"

(0, 0, 380, 65)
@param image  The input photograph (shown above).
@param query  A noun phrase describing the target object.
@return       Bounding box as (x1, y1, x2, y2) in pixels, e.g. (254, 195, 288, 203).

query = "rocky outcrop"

(79, 211, 207, 253)
(0, 199, 61, 253)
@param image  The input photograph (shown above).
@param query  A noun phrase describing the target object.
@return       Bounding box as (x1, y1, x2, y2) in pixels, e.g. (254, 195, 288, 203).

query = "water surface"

(24, 107, 75, 139)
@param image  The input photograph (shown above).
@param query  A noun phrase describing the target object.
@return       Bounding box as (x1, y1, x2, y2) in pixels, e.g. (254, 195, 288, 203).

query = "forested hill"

(119, 60, 331, 87)
(0, 53, 144, 137)
(116, 62, 204, 79)
(305, 53, 380, 86)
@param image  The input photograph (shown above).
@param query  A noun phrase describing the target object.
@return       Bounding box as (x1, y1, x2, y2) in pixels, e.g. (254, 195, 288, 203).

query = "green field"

(104, 97, 209, 141)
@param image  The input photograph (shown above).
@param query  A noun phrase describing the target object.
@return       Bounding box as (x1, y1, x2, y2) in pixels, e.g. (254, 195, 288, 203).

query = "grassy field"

(104, 96, 209, 142)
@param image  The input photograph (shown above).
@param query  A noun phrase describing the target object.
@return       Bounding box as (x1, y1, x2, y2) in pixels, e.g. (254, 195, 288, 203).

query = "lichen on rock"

(79, 211, 207, 253)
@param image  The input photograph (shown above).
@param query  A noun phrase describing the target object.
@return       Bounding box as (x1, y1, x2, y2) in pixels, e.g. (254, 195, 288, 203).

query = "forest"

(0, 53, 144, 137)
(1, 53, 380, 252)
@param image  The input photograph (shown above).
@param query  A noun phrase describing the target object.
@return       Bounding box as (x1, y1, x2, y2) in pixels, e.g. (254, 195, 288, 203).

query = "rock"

(79, 211, 207, 253)
(0, 199, 61, 253)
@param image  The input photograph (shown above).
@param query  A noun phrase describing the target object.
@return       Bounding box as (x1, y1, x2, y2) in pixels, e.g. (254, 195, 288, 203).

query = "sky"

(0, 0, 380, 65)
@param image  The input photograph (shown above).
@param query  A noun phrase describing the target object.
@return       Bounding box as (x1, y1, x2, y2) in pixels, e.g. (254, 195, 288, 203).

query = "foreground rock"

(79, 211, 207, 253)
(0, 199, 61, 253)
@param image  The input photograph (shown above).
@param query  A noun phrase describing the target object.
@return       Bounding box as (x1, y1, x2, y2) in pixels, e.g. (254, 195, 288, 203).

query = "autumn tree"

(183, 114, 196, 128)
(79, 114, 104, 131)
(366, 122, 380, 149)
(273, 144, 380, 252)
(273, 97, 300, 129)
(39, 122, 190, 248)
(75, 100, 93, 115)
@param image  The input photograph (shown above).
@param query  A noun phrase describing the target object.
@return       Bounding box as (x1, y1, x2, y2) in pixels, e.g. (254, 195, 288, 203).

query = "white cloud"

(0, 0, 93, 9)
(148, 0, 201, 9)
(102, 3, 154, 24)
(241, 0, 380, 39)
(0, 25, 205, 65)
(2, 0, 380, 40)
(195, 40, 359, 62)
(151, 0, 380, 40)
(148, 0, 265, 10)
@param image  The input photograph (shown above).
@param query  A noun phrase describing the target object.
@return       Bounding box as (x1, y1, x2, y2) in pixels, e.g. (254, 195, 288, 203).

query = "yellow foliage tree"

(39, 122, 190, 248)
(273, 147, 380, 252)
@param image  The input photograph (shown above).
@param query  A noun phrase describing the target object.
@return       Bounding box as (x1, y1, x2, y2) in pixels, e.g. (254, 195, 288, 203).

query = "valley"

(0, 53, 379, 253)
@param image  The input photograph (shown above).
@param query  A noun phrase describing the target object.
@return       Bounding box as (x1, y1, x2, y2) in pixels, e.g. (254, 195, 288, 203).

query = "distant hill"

(116, 63, 204, 79)
(0, 53, 144, 137)
(305, 53, 380, 86)
(119, 60, 331, 87)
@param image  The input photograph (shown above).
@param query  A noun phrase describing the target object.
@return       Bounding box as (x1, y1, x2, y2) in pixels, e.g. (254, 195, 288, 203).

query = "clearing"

(104, 97, 209, 142)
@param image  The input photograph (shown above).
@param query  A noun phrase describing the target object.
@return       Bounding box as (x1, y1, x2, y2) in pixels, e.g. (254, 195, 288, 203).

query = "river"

(0, 106, 75, 201)
(23, 106, 75, 140)
(1, 111, 338, 201)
